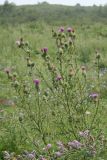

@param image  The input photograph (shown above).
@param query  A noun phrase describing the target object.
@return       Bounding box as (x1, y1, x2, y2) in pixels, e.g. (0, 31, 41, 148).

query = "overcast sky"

(0, 0, 107, 6)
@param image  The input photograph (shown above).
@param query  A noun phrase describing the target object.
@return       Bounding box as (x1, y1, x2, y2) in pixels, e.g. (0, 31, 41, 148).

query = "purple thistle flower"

(41, 47, 48, 54)
(89, 93, 99, 99)
(27, 153, 35, 159)
(68, 140, 83, 149)
(67, 27, 72, 32)
(59, 27, 64, 32)
(43, 143, 52, 151)
(46, 143, 52, 149)
(33, 79, 40, 86)
(79, 130, 89, 138)
(55, 151, 63, 158)
(56, 75, 62, 81)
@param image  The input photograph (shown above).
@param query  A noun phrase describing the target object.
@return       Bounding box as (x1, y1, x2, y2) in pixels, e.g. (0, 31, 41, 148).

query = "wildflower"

(79, 130, 89, 138)
(89, 93, 99, 99)
(56, 75, 62, 81)
(81, 66, 86, 71)
(67, 27, 72, 32)
(81, 66, 87, 77)
(43, 144, 52, 151)
(33, 79, 40, 86)
(46, 143, 52, 149)
(59, 27, 64, 32)
(55, 151, 63, 158)
(28, 151, 36, 159)
(68, 140, 83, 149)
(27, 153, 35, 160)
(16, 38, 24, 48)
(41, 47, 48, 54)
(4, 67, 11, 74)
(16, 40, 21, 47)
(33, 79, 40, 92)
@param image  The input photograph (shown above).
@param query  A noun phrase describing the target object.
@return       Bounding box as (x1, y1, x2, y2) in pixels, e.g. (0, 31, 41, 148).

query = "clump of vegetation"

(1, 26, 106, 159)
(0, 1, 107, 25)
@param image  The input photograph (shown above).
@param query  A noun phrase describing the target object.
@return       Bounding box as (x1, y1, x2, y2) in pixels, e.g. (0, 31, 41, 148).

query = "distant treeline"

(0, 1, 107, 25)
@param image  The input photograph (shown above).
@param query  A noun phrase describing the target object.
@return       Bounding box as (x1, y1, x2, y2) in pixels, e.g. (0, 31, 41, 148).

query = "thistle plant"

(3, 26, 106, 159)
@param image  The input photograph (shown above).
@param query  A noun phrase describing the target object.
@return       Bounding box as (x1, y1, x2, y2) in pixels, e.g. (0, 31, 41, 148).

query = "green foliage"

(0, 4, 107, 25)
(0, 4, 107, 159)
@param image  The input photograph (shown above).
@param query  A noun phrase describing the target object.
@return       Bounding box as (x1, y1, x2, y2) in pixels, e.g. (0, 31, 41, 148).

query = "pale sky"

(0, 0, 107, 6)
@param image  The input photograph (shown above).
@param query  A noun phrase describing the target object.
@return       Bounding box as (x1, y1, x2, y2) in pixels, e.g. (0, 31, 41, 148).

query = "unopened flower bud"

(96, 52, 100, 59)
(59, 48, 63, 54)
(14, 80, 20, 88)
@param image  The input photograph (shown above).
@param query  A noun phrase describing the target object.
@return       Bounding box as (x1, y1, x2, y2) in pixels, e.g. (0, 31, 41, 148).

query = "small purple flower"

(46, 143, 52, 149)
(41, 47, 48, 54)
(79, 130, 89, 138)
(89, 93, 99, 99)
(59, 27, 64, 32)
(56, 75, 62, 81)
(68, 140, 83, 149)
(33, 79, 40, 86)
(4, 67, 11, 74)
(27, 153, 35, 159)
(57, 141, 65, 152)
(67, 27, 72, 32)
(55, 151, 63, 158)
(43, 143, 52, 151)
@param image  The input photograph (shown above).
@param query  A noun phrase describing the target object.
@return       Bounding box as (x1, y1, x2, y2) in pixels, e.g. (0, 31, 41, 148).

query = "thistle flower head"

(59, 27, 64, 32)
(79, 130, 89, 138)
(81, 66, 86, 71)
(67, 27, 72, 32)
(68, 140, 83, 149)
(41, 47, 48, 54)
(33, 79, 40, 86)
(56, 75, 62, 81)
(16, 38, 24, 47)
(89, 93, 99, 99)
(4, 67, 11, 74)
(43, 143, 52, 151)
(55, 151, 63, 158)
(46, 143, 52, 149)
